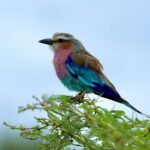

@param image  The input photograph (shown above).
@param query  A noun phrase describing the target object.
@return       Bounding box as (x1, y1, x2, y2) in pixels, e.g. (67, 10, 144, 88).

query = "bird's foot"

(70, 90, 86, 104)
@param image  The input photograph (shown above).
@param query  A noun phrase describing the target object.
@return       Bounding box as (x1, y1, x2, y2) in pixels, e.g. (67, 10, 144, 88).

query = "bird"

(39, 32, 150, 118)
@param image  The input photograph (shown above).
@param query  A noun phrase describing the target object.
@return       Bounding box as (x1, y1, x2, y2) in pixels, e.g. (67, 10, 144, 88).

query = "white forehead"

(52, 33, 74, 40)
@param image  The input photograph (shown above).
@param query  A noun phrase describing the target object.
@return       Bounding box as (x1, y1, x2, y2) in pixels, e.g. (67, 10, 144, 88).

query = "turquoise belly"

(61, 74, 93, 93)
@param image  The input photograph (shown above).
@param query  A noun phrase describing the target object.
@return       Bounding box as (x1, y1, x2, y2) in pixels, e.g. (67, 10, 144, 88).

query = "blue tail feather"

(121, 99, 150, 118)
(93, 83, 150, 118)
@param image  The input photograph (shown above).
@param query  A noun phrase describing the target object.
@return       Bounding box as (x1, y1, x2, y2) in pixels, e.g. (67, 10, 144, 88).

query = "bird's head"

(39, 33, 75, 51)
(39, 32, 86, 52)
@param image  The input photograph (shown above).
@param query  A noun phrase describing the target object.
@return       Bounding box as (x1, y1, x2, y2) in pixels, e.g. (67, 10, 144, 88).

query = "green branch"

(4, 95, 150, 150)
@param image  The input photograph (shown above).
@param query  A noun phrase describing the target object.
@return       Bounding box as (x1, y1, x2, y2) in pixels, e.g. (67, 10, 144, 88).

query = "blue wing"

(65, 54, 150, 118)
(65, 55, 121, 100)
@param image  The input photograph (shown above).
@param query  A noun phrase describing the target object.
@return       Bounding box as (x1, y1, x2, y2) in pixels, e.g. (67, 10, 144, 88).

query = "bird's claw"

(70, 91, 86, 104)
(70, 95, 84, 103)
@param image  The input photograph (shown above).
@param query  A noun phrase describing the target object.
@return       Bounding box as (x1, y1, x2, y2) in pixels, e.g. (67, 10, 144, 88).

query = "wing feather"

(71, 52, 116, 90)
(71, 53, 103, 74)
(65, 53, 121, 100)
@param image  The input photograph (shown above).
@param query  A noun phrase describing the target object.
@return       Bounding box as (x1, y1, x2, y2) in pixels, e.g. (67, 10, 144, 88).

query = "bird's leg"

(71, 90, 86, 103)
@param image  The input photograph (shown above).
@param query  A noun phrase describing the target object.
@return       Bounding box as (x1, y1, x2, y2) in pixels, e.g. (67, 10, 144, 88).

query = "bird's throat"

(54, 48, 72, 79)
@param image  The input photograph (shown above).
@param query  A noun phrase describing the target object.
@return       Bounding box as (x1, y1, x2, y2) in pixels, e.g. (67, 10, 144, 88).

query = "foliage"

(4, 95, 150, 150)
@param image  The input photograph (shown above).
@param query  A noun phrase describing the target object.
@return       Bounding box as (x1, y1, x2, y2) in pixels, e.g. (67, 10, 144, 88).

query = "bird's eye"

(58, 39, 65, 43)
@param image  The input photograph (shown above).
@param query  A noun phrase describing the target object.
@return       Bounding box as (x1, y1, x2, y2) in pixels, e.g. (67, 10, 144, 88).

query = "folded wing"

(65, 53, 121, 101)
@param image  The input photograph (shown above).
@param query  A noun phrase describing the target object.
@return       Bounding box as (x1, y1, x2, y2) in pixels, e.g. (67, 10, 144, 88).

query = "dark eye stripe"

(53, 39, 70, 43)
(58, 39, 65, 42)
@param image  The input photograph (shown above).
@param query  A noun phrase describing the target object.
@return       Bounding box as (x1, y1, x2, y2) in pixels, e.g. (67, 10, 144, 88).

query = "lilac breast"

(54, 49, 71, 79)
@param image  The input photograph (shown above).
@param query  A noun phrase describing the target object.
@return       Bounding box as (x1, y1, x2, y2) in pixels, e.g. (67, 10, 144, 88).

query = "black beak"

(39, 38, 53, 45)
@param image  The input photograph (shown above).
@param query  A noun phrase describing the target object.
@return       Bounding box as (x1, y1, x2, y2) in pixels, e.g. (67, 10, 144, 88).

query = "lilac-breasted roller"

(39, 32, 149, 118)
